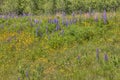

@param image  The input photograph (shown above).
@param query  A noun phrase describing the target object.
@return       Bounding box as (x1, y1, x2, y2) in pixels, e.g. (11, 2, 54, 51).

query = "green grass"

(0, 12, 120, 80)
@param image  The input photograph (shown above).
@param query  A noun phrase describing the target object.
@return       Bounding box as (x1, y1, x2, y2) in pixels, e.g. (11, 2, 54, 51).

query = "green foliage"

(0, 0, 120, 14)
(0, 10, 120, 80)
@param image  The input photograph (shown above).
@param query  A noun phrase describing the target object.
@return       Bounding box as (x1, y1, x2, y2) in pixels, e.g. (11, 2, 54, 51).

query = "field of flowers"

(0, 11, 120, 80)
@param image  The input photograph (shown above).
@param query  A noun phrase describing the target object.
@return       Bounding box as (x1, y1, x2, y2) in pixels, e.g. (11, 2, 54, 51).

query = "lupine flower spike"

(54, 18, 59, 24)
(34, 19, 39, 24)
(103, 10, 107, 24)
(65, 20, 69, 27)
(77, 55, 80, 60)
(26, 70, 30, 80)
(104, 53, 108, 61)
(72, 12, 75, 17)
(56, 24, 60, 31)
(18, 77, 20, 80)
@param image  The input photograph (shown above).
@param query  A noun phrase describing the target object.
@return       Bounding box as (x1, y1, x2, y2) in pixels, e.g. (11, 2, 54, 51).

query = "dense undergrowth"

(0, 12, 120, 80)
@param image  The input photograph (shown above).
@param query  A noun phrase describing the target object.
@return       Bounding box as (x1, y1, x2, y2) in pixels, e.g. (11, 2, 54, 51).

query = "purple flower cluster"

(53, 18, 59, 24)
(65, 20, 69, 27)
(18, 77, 20, 80)
(104, 53, 108, 61)
(77, 55, 80, 60)
(72, 12, 75, 17)
(95, 48, 109, 62)
(103, 10, 107, 24)
(34, 19, 39, 24)
(26, 70, 30, 80)
(56, 24, 60, 31)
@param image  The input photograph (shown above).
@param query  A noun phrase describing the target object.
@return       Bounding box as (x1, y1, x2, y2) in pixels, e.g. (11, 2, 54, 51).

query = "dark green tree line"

(0, 0, 120, 15)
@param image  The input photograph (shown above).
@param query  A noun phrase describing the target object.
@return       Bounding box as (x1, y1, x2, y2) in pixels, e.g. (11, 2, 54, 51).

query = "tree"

(17, 0, 25, 15)
(52, 0, 57, 14)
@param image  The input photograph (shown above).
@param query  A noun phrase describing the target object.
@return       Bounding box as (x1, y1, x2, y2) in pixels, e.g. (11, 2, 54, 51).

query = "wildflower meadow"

(0, 0, 120, 80)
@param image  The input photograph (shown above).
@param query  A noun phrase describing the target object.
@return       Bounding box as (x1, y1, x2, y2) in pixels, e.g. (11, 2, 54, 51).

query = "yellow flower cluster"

(15, 32, 34, 50)
(0, 32, 17, 42)
(83, 22, 91, 27)
(0, 31, 35, 51)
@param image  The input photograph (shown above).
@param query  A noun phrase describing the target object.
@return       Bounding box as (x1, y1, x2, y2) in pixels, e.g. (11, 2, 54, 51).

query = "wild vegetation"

(0, 1, 120, 80)
(0, 0, 120, 14)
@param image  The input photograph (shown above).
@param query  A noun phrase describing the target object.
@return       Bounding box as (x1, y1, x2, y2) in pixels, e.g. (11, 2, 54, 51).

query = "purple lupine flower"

(56, 24, 60, 31)
(34, 19, 39, 24)
(103, 10, 107, 24)
(23, 13, 26, 17)
(28, 13, 31, 16)
(26, 70, 30, 79)
(72, 12, 75, 17)
(0, 15, 3, 18)
(65, 20, 69, 27)
(96, 48, 99, 60)
(104, 53, 108, 61)
(54, 18, 59, 24)
(77, 55, 80, 60)
(11, 15, 15, 18)
(11, 14, 15, 18)
(26, 71, 28, 77)
(4, 15, 7, 19)
(15, 15, 18, 18)
(18, 77, 20, 80)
